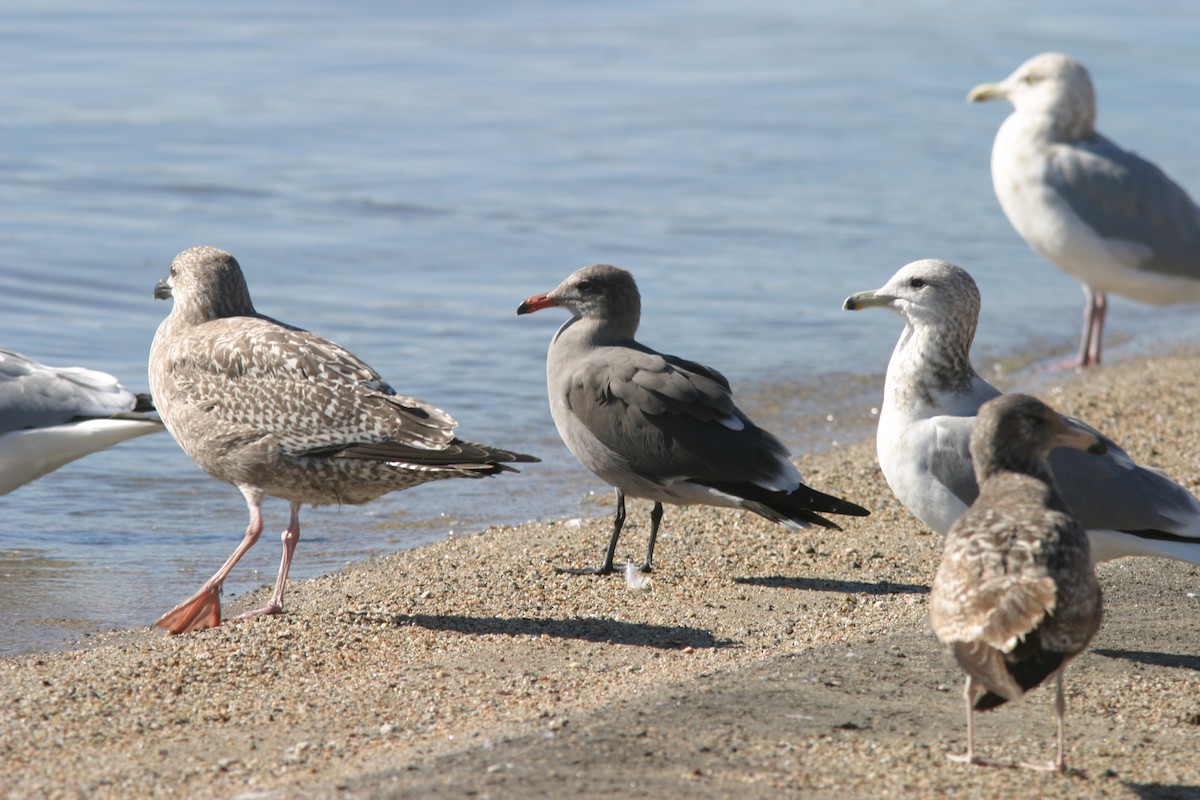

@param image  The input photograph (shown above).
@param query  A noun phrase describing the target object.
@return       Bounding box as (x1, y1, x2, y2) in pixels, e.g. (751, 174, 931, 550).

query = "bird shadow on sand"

(1123, 782, 1200, 800)
(1092, 648, 1200, 672)
(734, 576, 929, 595)
(340, 611, 734, 650)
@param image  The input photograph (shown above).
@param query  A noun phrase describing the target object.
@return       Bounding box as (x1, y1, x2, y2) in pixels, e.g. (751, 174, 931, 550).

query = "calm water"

(2, 0, 1198, 655)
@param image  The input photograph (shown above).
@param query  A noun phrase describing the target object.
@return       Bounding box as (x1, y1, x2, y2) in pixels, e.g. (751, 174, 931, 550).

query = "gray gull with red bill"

(843, 258, 1200, 564)
(969, 52, 1200, 367)
(931, 393, 1103, 772)
(0, 348, 162, 495)
(517, 263, 869, 575)
(149, 246, 537, 634)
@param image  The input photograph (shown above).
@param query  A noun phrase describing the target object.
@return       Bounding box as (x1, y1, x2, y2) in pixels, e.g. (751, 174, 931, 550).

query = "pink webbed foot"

(154, 586, 222, 634)
(231, 601, 285, 621)
(946, 752, 1018, 769)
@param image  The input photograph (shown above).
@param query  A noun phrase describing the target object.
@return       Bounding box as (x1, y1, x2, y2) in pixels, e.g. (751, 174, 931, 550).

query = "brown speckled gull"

(517, 264, 869, 575)
(930, 393, 1104, 773)
(149, 246, 537, 634)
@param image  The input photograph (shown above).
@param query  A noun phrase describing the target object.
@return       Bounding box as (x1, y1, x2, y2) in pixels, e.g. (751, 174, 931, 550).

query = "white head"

(843, 259, 982, 398)
(968, 52, 1096, 139)
(844, 259, 980, 341)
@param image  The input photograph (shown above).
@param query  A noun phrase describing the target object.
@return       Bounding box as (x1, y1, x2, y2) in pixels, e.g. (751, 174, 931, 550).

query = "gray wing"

(1047, 133, 1200, 280)
(156, 317, 458, 456)
(0, 348, 139, 435)
(927, 415, 981, 507)
(930, 408, 1200, 537)
(565, 344, 796, 489)
(1050, 416, 1200, 536)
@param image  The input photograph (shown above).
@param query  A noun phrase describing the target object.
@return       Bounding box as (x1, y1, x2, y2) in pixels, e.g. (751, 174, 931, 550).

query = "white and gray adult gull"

(843, 259, 1200, 563)
(969, 52, 1200, 367)
(0, 348, 162, 495)
(517, 264, 869, 575)
(930, 393, 1103, 772)
(149, 246, 537, 634)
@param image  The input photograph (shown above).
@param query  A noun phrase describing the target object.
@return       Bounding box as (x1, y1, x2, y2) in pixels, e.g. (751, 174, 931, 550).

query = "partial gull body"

(843, 259, 1200, 564)
(0, 348, 162, 495)
(517, 264, 869, 575)
(149, 246, 537, 634)
(969, 52, 1200, 366)
(930, 393, 1103, 772)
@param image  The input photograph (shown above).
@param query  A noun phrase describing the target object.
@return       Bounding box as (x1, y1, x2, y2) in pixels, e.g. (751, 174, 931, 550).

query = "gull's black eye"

(908, 277, 926, 289)
(169, 266, 177, 278)
(576, 279, 594, 292)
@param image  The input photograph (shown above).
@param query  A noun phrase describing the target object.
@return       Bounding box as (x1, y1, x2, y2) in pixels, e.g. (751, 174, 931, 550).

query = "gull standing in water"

(969, 53, 1200, 366)
(931, 393, 1103, 772)
(518, 264, 869, 575)
(843, 258, 1200, 563)
(150, 246, 537, 634)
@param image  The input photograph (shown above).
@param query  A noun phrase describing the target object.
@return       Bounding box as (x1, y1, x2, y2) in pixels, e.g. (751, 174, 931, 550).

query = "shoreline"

(2, 345, 1199, 798)
(0, 329, 1185, 661)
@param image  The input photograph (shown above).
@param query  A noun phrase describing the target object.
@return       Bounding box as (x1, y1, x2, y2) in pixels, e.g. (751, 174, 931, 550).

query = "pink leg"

(154, 487, 265, 634)
(1073, 287, 1106, 368)
(946, 676, 979, 765)
(947, 676, 1019, 769)
(1019, 670, 1069, 772)
(1085, 291, 1107, 366)
(233, 500, 301, 620)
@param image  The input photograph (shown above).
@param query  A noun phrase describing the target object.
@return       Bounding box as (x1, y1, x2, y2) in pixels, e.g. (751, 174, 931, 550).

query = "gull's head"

(156, 246, 256, 324)
(972, 393, 1105, 480)
(968, 53, 1096, 138)
(517, 264, 641, 335)
(843, 259, 980, 333)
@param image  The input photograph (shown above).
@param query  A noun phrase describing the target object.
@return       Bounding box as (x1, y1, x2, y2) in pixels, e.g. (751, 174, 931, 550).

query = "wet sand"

(2, 347, 1198, 799)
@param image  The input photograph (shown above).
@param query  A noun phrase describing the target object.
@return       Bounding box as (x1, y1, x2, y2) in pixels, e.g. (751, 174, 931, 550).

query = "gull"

(517, 263, 869, 575)
(930, 393, 1103, 772)
(149, 246, 537, 634)
(0, 348, 162, 495)
(969, 52, 1200, 367)
(843, 258, 1200, 563)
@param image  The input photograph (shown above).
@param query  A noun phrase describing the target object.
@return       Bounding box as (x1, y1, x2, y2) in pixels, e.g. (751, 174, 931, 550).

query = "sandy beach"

(2, 347, 1198, 800)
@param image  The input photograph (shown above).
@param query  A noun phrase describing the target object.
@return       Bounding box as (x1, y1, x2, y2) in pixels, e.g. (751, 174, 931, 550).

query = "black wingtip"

(695, 480, 870, 528)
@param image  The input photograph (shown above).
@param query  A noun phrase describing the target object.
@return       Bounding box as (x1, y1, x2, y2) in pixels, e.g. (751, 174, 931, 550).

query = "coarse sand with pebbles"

(2, 347, 1199, 799)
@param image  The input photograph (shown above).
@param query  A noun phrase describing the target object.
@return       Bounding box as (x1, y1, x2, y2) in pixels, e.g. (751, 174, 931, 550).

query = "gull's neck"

(1001, 101, 1094, 147)
(883, 316, 987, 419)
(551, 311, 635, 351)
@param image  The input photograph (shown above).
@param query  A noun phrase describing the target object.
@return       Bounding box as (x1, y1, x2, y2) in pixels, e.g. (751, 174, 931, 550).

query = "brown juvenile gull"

(0, 348, 162, 495)
(930, 393, 1104, 772)
(516, 264, 869, 575)
(844, 258, 1200, 564)
(969, 53, 1200, 367)
(149, 246, 537, 634)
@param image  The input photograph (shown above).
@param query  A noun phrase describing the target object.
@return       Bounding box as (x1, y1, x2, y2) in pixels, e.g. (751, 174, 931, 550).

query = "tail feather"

(697, 479, 869, 529)
(316, 438, 539, 471)
(972, 645, 1065, 712)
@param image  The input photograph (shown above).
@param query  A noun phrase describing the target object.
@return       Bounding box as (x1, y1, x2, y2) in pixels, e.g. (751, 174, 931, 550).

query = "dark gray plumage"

(517, 264, 868, 575)
(969, 52, 1200, 366)
(149, 246, 536, 634)
(930, 393, 1103, 772)
(0, 348, 162, 495)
